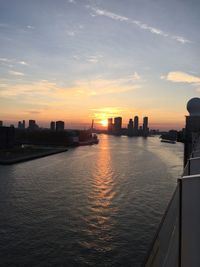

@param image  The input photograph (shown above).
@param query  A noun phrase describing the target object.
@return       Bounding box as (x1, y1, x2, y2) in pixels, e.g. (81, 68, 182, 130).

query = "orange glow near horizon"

(100, 119, 108, 127)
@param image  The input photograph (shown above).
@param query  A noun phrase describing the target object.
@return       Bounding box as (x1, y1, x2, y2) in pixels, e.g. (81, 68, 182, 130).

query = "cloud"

(172, 36, 191, 44)
(132, 72, 141, 81)
(27, 110, 42, 114)
(18, 61, 28, 66)
(68, 0, 76, 3)
(90, 107, 124, 121)
(87, 55, 103, 63)
(9, 70, 25, 76)
(0, 58, 29, 67)
(0, 77, 139, 101)
(88, 6, 192, 44)
(72, 55, 80, 60)
(0, 58, 10, 62)
(0, 78, 140, 122)
(161, 71, 200, 92)
(72, 78, 139, 96)
(27, 25, 35, 30)
(161, 71, 200, 83)
(93, 8, 128, 22)
(0, 83, 7, 87)
(66, 30, 76, 36)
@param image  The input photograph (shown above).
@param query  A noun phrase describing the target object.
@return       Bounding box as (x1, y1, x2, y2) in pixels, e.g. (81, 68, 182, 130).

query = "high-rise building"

(18, 121, 22, 129)
(127, 118, 133, 136)
(143, 116, 149, 136)
(50, 121, 55, 131)
(0, 121, 3, 127)
(28, 120, 38, 130)
(134, 116, 139, 135)
(22, 120, 25, 129)
(114, 117, 122, 135)
(107, 118, 113, 133)
(18, 120, 25, 129)
(56, 121, 65, 131)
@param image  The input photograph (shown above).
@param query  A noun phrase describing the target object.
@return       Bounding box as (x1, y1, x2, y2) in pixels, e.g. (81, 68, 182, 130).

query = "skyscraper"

(18, 121, 22, 129)
(107, 118, 113, 133)
(22, 120, 25, 129)
(29, 120, 37, 130)
(127, 118, 133, 136)
(134, 116, 139, 135)
(143, 117, 149, 137)
(114, 117, 122, 135)
(50, 121, 55, 131)
(56, 121, 65, 131)
(18, 120, 25, 129)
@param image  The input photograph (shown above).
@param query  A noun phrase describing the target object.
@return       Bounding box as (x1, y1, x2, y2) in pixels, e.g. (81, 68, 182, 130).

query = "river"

(0, 135, 183, 266)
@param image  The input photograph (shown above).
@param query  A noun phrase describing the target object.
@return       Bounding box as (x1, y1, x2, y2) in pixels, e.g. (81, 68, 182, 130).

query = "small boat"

(161, 139, 176, 144)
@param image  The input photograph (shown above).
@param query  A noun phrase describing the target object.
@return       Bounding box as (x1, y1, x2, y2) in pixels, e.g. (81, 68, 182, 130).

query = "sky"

(0, 0, 200, 130)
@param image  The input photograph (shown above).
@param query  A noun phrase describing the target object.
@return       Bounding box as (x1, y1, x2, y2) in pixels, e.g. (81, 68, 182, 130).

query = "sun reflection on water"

(83, 136, 117, 252)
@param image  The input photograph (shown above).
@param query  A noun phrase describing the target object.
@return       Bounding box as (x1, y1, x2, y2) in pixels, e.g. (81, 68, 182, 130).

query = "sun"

(100, 119, 108, 127)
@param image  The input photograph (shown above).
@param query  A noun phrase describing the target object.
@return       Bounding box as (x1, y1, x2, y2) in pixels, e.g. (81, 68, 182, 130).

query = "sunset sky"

(0, 0, 200, 129)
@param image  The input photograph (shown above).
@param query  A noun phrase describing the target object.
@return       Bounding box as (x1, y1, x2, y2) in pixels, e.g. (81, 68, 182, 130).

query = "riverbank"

(0, 146, 68, 165)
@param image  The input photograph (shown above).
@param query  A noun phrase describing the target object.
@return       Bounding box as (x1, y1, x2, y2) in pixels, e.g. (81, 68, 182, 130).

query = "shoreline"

(0, 147, 68, 165)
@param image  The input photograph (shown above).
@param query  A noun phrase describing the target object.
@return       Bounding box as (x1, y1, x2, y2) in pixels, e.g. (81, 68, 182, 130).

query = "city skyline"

(0, 0, 200, 130)
(0, 115, 150, 131)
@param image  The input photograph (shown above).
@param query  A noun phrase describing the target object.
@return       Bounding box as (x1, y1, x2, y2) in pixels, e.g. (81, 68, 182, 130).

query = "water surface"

(0, 135, 183, 266)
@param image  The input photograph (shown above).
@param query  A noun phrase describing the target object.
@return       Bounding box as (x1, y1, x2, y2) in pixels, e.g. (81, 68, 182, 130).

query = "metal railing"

(143, 136, 200, 267)
(143, 184, 180, 267)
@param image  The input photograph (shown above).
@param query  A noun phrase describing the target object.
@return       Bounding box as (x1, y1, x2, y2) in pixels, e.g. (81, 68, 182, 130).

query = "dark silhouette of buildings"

(56, 121, 65, 131)
(127, 119, 133, 136)
(50, 121, 55, 131)
(143, 117, 149, 137)
(106, 115, 149, 137)
(113, 117, 122, 135)
(18, 120, 25, 129)
(28, 120, 39, 130)
(0, 121, 3, 127)
(133, 116, 139, 135)
(107, 118, 113, 133)
(0, 126, 15, 148)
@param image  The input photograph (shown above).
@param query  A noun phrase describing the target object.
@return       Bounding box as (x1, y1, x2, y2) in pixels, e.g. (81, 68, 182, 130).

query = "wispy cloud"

(68, 0, 76, 3)
(72, 78, 139, 96)
(9, 70, 25, 76)
(0, 58, 29, 67)
(18, 61, 28, 66)
(161, 71, 200, 83)
(26, 25, 35, 30)
(132, 72, 141, 81)
(66, 30, 76, 37)
(0, 83, 8, 87)
(0, 77, 139, 101)
(161, 71, 200, 92)
(87, 6, 192, 44)
(90, 107, 124, 121)
(0, 58, 10, 62)
(93, 8, 128, 22)
(87, 55, 103, 63)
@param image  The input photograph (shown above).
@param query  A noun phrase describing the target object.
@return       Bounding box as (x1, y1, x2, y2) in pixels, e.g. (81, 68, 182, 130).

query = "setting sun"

(100, 119, 108, 127)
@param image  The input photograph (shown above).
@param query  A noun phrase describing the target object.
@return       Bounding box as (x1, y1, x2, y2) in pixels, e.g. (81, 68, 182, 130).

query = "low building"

(0, 126, 15, 149)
